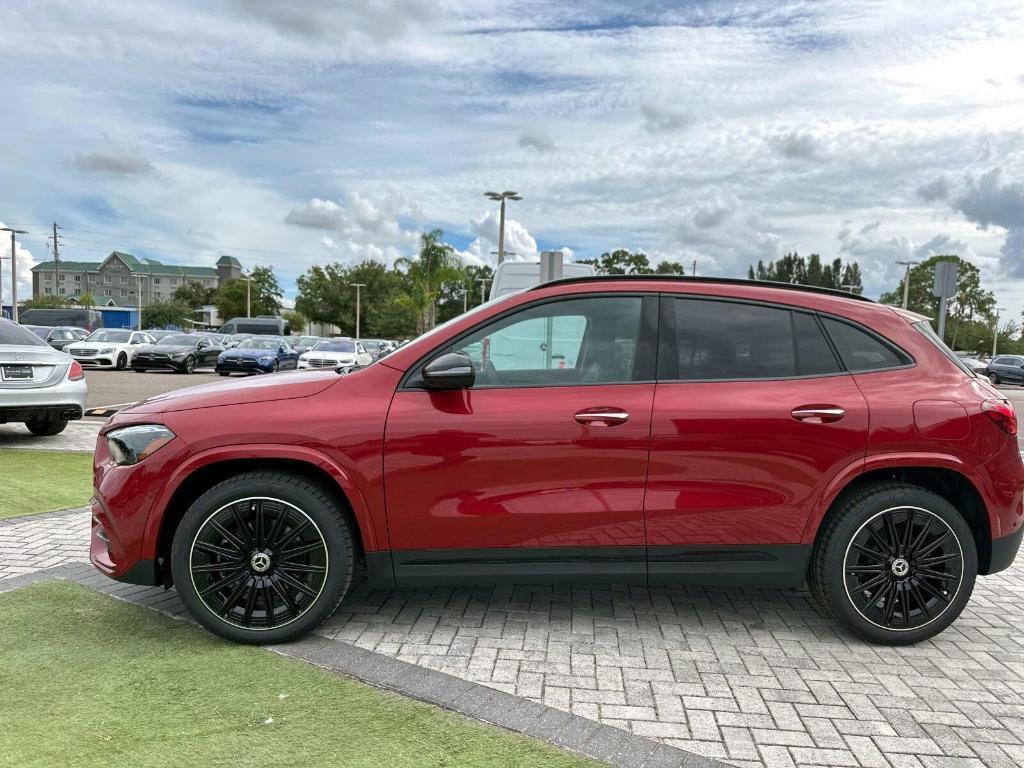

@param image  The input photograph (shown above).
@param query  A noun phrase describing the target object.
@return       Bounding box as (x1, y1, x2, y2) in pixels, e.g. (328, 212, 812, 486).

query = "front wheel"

(116, 353, 127, 370)
(170, 472, 354, 644)
(809, 482, 976, 645)
(183, 355, 195, 374)
(989, 372, 1000, 385)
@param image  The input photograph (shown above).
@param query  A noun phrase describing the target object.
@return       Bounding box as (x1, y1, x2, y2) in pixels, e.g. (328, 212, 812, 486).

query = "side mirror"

(422, 352, 475, 390)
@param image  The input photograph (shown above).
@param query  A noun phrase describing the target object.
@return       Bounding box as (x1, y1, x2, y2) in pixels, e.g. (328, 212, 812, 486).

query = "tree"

(295, 260, 415, 338)
(20, 295, 66, 310)
(435, 264, 494, 324)
(748, 252, 862, 293)
(174, 281, 217, 310)
(879, 255, 996, 348)
(654, 261, 686, 275)
(395, 229, 464, 334)
(577, 249, 686, 276)
(142, 298, 191, 329)
(214, 266, 281, 321)
(282, 310, 307, 335)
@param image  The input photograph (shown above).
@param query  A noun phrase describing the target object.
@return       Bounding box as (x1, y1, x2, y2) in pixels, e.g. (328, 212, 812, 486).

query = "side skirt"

(366, 545, 812, 589)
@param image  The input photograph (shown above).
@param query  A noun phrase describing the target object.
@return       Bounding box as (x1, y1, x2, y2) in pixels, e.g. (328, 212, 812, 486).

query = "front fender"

(143, 442, 385, 556)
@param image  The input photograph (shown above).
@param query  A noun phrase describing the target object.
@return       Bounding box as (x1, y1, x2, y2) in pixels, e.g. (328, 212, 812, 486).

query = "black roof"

(532, 275, 874, 303)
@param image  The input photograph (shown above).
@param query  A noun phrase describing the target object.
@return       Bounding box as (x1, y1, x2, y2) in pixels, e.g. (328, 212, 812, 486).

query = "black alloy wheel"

(843, 506, 963, 631)
(184, 355, 195, 374)
(188, 497, 328, 631)
(171, 472, 354, 644)
(116, 353, 127, 370)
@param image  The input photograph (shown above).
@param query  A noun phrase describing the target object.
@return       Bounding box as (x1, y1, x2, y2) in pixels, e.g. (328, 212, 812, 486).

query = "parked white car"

(66, 329, 156, 369)
(297, 339, 372, 369)
(1, 319, 88, 435)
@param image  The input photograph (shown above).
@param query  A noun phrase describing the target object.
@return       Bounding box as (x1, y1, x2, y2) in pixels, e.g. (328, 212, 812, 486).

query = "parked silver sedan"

(0, 319, 88, 435)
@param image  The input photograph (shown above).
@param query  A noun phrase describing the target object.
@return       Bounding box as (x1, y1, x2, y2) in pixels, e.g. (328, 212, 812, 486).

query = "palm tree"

(396, 229, 463, 334)
(79, 292, 95, 311)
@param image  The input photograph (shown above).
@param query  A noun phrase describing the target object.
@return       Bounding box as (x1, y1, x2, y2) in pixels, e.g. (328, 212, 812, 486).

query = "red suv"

(91, 277, 1024, 645)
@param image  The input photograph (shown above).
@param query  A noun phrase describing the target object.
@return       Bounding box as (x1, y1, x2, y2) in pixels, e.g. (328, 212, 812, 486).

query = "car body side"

(91, 279, 1024, 589)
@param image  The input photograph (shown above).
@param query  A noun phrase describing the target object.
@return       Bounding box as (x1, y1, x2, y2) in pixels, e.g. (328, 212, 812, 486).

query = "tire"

(116, 353, 127, 370)
(989, 372, 1000, 385)
(134, 368, 147, 373)
(809, 481, 976, 645)
(25, 418, 68, 436)
(272, 360, 280, 373)
(218, 371, 230, 377)
(184, 355, 195, 374)
(170, 471, 354, 644)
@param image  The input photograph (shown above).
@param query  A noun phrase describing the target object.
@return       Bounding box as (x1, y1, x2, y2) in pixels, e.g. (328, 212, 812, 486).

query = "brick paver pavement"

(0, 420, 101, 452)
(3, 506, 1024, 768)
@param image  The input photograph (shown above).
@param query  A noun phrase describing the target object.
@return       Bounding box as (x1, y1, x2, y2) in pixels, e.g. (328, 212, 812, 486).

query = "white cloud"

(518, 131, 555, 152)
(640, 104, 690, 134)
(71, 148, 154, 176)
(772, 131, 824, 161)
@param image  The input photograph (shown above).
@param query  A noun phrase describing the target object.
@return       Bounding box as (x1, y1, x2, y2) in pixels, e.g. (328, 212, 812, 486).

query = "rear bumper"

(986, 525, 1024, 575)
(0, 377, 87, 423)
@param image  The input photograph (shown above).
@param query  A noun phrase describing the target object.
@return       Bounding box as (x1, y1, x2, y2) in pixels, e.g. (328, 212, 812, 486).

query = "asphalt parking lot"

(82, 367, 219, 409)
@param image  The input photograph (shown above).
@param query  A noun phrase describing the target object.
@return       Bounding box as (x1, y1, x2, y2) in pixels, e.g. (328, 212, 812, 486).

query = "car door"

(383, 293, 658, 585)
(644, 296, 869, 586)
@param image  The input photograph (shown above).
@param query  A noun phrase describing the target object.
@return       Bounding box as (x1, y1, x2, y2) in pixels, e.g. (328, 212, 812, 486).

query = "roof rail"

(531, 274, 875, 302)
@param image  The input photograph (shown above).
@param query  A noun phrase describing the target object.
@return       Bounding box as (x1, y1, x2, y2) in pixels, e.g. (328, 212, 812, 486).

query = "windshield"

(160, 334, 195, 346)
(238, 338, 281, 351)
(298, 336, 319, 345)
(0, 321, 48, 347)
(313, 340, 356, 353)
(361, 340, 381, 351)
(86, 330, 132, 343)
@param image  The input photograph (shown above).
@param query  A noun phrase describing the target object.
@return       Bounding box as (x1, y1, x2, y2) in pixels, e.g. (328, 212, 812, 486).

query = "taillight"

(982, 399, 1017, 436)
(68, 360, 85, 381)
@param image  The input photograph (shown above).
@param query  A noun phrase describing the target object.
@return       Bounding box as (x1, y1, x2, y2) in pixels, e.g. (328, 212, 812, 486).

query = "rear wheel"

(25, 418, 68, 436)
(170, 472, 354, 644)
(809, 482, 976, 645)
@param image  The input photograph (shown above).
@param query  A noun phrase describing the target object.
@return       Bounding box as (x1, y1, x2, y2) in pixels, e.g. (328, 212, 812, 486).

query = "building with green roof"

(31, 251, 243, 307)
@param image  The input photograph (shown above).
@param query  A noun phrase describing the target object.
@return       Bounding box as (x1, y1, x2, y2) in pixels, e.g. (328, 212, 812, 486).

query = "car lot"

(81, 367, 219, 409)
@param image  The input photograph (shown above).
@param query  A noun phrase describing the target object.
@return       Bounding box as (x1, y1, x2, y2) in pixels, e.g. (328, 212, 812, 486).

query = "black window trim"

(400, 291, 659, 391)
(655, 294, 915, 383)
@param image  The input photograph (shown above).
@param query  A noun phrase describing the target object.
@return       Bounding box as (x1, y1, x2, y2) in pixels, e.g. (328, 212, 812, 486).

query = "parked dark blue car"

(216, 337, 299, 376)
(985, 354, 1024, 385)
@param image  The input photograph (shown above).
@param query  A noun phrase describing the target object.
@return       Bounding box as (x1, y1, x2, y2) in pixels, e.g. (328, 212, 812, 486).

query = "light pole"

(0, 227, 27, 322)
(243, 274, 252, 318)
(895, 260, 918, 309)
(456, 287, 468, 314)
(993, 308, 1004, 358)
(475, 277, 491, 304)
(134, 274, 146, 330)
(350, 283, 366, 339)
(484, 191, 522, 265)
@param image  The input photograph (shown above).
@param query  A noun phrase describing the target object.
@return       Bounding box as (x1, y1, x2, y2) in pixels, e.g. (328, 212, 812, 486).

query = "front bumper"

(73, 356, 117, 368)
(132, 358, 189, 372)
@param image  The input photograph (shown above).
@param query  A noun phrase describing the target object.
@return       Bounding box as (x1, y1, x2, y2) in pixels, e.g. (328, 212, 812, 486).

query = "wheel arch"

(807, 458, 993, 573)
(148, 446, 384, 585)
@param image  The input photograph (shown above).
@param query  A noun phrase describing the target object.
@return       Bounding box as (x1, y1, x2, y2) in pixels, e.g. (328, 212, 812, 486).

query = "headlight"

(259, 356, 272, 364)
(100, 347, 115, 354)
(106, 425, 176, 466)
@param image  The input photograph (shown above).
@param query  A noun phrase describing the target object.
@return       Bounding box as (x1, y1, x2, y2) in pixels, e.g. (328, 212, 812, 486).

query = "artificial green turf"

(0, 450, 93, 520)
(0, 582, 602, 768)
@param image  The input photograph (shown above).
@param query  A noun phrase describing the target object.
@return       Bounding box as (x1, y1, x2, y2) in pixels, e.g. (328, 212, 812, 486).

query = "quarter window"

(820, 317, 908, 372)
(451, 296, 645, 387)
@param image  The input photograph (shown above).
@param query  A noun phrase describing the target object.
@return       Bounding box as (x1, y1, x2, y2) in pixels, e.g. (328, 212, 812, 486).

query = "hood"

(304, 350, 357, 359)
(125, 369, 339, 414)
(69, 340, 128, 350)
(221, 347, 276, 359)
(139, 343, 196, 355)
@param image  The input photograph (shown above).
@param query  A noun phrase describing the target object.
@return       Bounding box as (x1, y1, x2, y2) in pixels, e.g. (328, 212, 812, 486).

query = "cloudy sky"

(2, 0, 1023, 315)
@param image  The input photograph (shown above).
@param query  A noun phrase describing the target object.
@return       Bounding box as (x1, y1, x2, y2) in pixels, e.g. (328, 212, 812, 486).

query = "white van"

(489, 260, 596, 300)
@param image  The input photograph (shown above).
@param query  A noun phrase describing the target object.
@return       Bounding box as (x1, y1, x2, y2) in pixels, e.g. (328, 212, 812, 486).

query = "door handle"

(574, 407, 629, 427)
(791, 405, 845, 424)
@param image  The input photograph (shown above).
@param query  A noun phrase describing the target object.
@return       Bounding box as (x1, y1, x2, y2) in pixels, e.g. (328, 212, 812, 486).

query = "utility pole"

(52, 221, 61, 287)
(476, 277, 491, 304)
(456, 287, 468, 314)
(896, 261, 918, 309)
(992, 308, 1004, 358)
(484, 191, 522, 265)
(350, 283, 366, 339)
(244, 275, 252, 318)
(0, 227, 27, 323)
